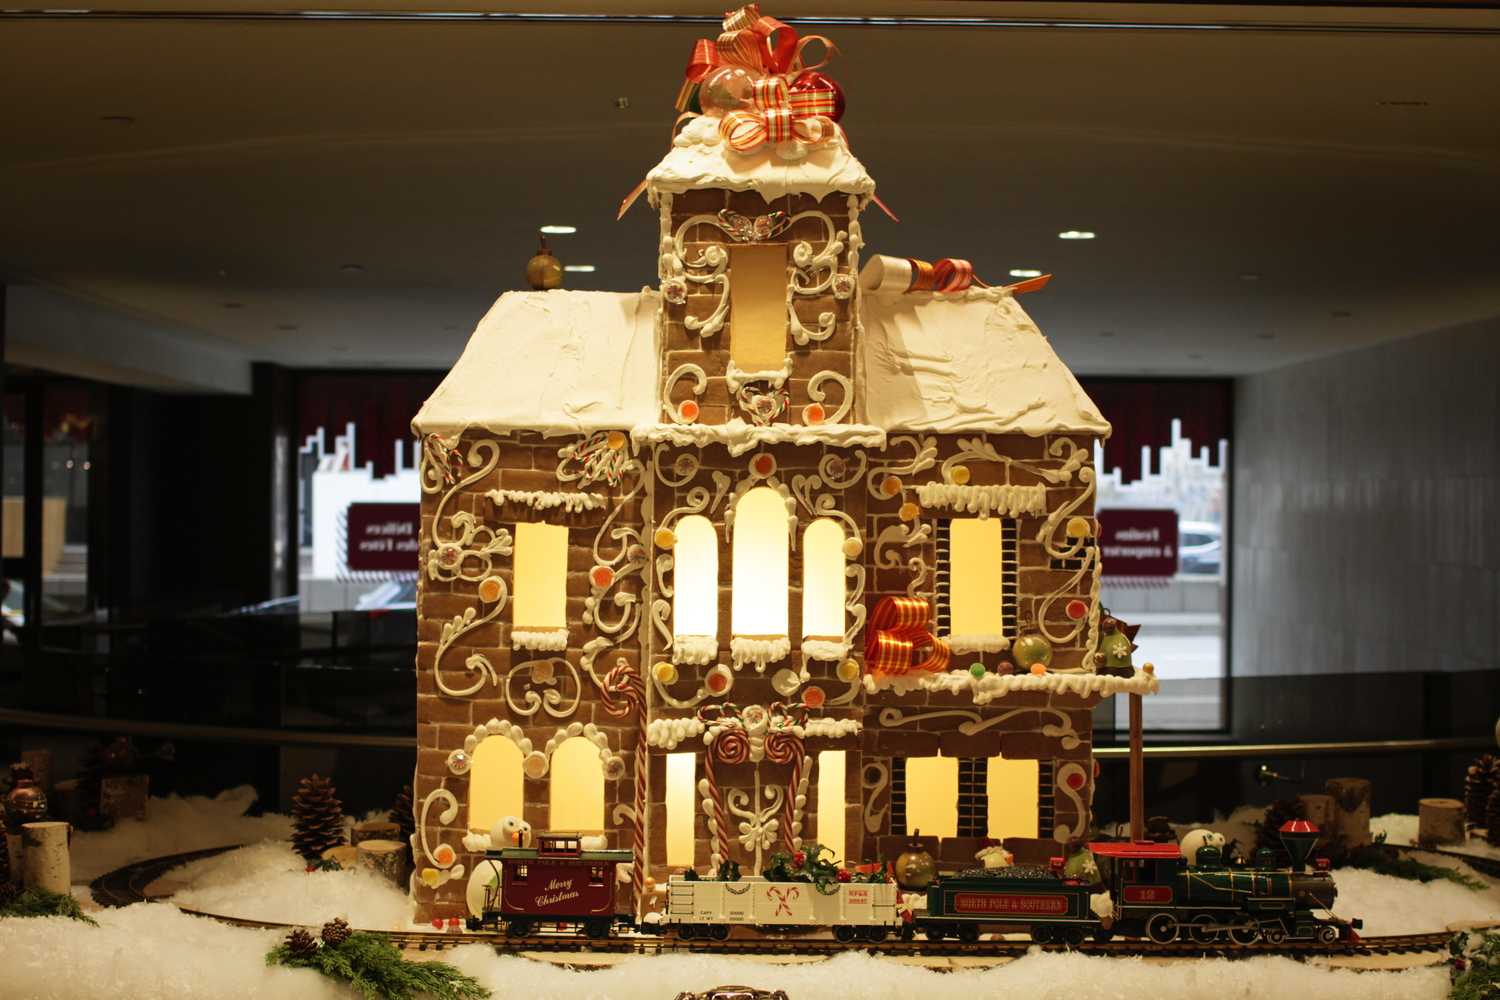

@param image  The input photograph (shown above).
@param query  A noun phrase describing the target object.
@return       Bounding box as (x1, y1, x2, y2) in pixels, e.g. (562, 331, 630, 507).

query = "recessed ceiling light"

(341, 263, 362, 271)
(1239, 272, 1263, 280)
(278, 324, 298, 331)
(99, 115, 136, 124)
(1188, 354, 1203, 360)
(1009, 269, 1043, 278)
(615, 97, 630, 108)
(221, 302, 243, 309)
(540, 225, 577, 234)
(334, 346, 349, 352)
(1098, 331, 1115, 337)
(1058, 231, 1095, 240)
(1377, 100, 1428, 106)
(1257, 333, 1275, 339)
(564, 265, 596, 272)
(444, 325, 459, 331)
(1332, 311, 1352, 317)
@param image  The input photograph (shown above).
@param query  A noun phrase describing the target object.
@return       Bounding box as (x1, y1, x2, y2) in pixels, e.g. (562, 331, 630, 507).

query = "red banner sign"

(346, 502, 421, 572)
(1098, 509, 1179, 578)
(1122, 885, 1174, 905)
(952, 893, 1070, 916)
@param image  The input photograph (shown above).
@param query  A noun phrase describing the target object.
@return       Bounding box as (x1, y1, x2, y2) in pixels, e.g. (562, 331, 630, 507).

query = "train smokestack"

(1278, 819, 1319, 872)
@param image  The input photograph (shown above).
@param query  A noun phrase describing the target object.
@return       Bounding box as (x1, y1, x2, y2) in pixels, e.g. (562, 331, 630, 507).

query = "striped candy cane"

(765, 730, 807, 852)
(600, 660, 647, 910)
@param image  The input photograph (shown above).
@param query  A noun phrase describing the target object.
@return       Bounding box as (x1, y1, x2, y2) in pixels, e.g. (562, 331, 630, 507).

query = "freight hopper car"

(465, 832, 634, 938)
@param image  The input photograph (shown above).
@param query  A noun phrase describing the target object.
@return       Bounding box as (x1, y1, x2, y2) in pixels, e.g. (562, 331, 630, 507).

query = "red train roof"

(1088, 842, 1184, 859)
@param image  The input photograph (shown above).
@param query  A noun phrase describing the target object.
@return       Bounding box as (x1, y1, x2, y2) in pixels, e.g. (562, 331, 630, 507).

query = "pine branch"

(0, 885, 100, 925)
(267, 929, 490, 1000)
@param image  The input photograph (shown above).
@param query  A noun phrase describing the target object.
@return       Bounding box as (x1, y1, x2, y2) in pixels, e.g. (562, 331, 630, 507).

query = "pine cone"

(291, 775, 346, 861)
(0, 880, 17, 908)
(390, 785, 415, 846)
(0, 821, 10, 882)
(1465, 755, 1498, 831)
(1254, 795, 1306, 865)
(321, 917, 352, 947)
(286, 928, 319, 959)
(75, 742, 107, 819)
(1486, 780, 1500, 847)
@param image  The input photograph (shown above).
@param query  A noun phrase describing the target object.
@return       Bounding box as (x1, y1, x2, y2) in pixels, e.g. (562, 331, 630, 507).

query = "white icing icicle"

(915, 482, 1047, 519)
(512, 627, 569, 651)
(487, 489, 606, 512)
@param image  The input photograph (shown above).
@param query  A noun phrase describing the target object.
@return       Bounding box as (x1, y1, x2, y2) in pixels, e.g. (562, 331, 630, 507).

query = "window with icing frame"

(731, 486, 789, 638)
(512, 520, 569, 632)
(671, 514, 719, 658)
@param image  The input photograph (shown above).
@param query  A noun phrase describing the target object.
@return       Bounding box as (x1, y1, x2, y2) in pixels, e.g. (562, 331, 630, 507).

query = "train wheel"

(506, 918, 532, 938)
(1061, 927, 1085, 948)
(676, 925, 697, 941)
(584, 919, 610, 940)
(1263, 926, 1287, 946)
(958, 925, 980, 944)
(834, 926, 856, 943)
(924, 926, 947, 942)
(1189, 915, 1221, 944)
(709, 924, 730, 942)
(863, 927, 888, 943)
(1228, 923, 1260, 945)
(1146, 913, 1179, 944)
(1315, 925, 1339, 944)
(1030, 925, 1053, 945)
(465, 917, 482, 932)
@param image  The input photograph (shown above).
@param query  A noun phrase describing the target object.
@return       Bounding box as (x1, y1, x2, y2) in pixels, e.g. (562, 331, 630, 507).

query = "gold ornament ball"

(526, 250, 563, 290)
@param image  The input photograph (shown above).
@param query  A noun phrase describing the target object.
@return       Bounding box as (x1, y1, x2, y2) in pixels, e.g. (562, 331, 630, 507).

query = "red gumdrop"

(1066, 599, 1088, 619)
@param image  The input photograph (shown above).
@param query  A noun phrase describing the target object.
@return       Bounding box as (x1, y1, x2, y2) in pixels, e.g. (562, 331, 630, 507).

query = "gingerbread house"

(406, 8, 1159, 926)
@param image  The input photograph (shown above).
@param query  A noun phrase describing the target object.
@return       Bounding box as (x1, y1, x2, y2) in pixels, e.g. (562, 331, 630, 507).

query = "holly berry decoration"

(837, 868, 851, 883)
(792, 851, 806, 867)
(321, 917, 352, 947)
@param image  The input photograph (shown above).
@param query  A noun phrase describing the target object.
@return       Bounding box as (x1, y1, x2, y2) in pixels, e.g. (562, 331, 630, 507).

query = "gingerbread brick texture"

(407, 117, 1158, 927)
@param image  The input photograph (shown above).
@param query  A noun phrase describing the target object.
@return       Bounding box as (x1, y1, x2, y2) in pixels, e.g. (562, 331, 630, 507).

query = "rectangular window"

(512, 521, 568, 629)
(957, 758, 988, 837)
(816, 751, 846, 862)
(514, 864, 529, 883)
(904, 756, 958, 840)
(986, 756, 1040, 841)
(937, 518, 1018, 639)
(665, 752, 697, 867)
(728, 243, 788, 371)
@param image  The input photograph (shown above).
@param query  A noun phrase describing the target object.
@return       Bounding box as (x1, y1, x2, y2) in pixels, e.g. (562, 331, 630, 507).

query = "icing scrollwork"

(806, 371, 852, 425)
(504, 657, 582, 719)
(423, 437, 511, 583)
(417, 787, 465, 889)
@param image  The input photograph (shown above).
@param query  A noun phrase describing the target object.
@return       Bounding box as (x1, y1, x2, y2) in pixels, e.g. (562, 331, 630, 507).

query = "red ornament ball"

(789, 70, 846, 123)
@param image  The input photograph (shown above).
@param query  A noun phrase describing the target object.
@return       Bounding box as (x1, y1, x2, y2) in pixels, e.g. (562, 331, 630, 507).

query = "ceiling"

(2, 1, 1498, 391)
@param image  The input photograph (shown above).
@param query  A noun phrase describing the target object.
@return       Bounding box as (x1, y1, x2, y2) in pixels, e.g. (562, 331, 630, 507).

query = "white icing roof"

(857, 289, 1111, 438)
(412, 290, 660, 441)
(415, 287, 1110, 443)
(646, 118, 874, 205)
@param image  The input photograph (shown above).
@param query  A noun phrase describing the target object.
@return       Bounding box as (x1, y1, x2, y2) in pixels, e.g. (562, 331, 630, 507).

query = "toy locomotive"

(465, 821, 1358, 946)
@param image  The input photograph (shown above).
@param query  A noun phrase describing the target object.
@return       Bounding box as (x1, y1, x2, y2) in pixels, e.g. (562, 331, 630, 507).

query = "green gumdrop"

(969, 663, 986, 679)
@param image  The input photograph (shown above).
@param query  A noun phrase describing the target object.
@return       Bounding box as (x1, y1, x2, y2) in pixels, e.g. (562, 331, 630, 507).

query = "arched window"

(673, 514, 719, 639)
(801, 518, 845, 638)
(468, 737, 525, 836)
(732, 487, 788, 636)
(513, 521, 568, 629)
(549, 737, 605, 832)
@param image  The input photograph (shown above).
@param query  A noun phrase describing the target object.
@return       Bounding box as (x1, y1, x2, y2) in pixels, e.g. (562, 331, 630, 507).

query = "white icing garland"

(799, 638, 850, 662)
(634, 419, 885, 458)
(512, 627, 569, 651)
(730, 634, 791, 672)
(914, 482, 1047, 519)
(944, 634, 1012, 654)
(672, 634, 718, 666)
(865, 666, 1160, 705)
(487, 488, 605, 513)
(725, 356, 792, 393)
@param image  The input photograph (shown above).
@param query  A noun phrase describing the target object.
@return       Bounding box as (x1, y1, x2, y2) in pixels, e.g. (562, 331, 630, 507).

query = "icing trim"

(487, 489, 605, 513)
(512, 627, 569, 651)
(944, 634, 1012, 654)
(672, 634, 718, 666)
(633, 419, 885, 458)
(914, 482, 1047, 519)
(800, 638, 851, 662)
(730, 634, 791, 672)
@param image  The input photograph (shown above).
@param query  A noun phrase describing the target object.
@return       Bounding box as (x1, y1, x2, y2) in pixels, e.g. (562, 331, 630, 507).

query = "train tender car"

(1091, 827, 1349, 945)
(661, 875, 902, 941)
(465, 831, 634, 937)
(918, 865, 1107, 945)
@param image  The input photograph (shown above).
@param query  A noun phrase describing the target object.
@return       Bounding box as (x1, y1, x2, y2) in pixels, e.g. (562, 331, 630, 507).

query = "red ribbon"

(908, 258, 982, 293)
(863, 596, 950, 680)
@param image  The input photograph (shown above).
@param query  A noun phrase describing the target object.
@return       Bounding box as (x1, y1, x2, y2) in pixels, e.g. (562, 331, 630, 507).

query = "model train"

(465, 822, 1359, 947)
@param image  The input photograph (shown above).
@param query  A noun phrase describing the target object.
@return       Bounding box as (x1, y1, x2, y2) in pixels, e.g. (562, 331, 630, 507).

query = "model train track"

(93, 844, 1490, 961)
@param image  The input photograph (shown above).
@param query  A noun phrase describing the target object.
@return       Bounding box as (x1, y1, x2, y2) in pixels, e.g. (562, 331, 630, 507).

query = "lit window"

(732, 487, 789, 636)
(817, 751, 846, 861)
(673, 515, 719, 639)
(666, 752, 697, 867)
(801, 519, 845, 638)
(468, 737, 524, 837)
(549, 737, 604, 832)
(938, 518, 1019, 638)
(728, 243, 788, 371)
(904, 756, 958, 839)
(512, 521, 568, 628)
(987, 756, 1040, 841)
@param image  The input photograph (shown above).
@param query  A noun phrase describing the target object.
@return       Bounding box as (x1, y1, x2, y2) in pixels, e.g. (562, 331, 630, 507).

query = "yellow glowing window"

(468, 737, 525, 835)
(801, 519, 845, 638)
(904, 755, 958, 840)
(513, 521, 568, 629)
(666, 752, 697, 867)
(987, 756, 1040, 841)
(729, 243, 788, 371)
(816, 751, 846, 863)
(732, 487, 789, 636)
(549, 737, 605, 832)
(673, 515, 719, 638)
(947, 518, 1004, 635)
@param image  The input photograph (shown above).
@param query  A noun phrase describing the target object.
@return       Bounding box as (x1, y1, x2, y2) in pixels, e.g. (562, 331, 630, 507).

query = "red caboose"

(467, 832, 634, 938)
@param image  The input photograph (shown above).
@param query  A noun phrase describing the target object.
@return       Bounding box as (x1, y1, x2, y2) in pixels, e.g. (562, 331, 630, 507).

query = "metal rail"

(8, 705, 1485, 757)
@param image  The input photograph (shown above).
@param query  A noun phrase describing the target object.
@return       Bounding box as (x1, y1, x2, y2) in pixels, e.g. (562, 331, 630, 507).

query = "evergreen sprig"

(267, 929, 490, 1000)
(1449, 929, 1500, 1000)
(1346, 842, 1490, 892)
(0, 885, 99, 925)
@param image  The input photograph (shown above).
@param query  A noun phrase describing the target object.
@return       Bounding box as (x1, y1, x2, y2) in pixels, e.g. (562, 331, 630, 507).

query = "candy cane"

(707, 729, 750, 866)
(765, 731, 807, 852)
(600, 660, 647, 910)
